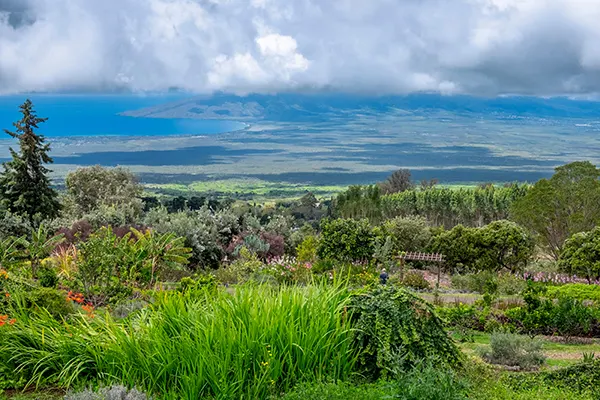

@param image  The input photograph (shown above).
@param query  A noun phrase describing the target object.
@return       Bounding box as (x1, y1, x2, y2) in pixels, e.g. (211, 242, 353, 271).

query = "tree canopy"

(559, 226, 600, 283)
(430, 220, 533, 273)
(378, 169, 414, 194)
(65, 165, 144, 216)
(511, 161, 600, 259)
(317, 218, 375, 263)
(334, 185, 383, 223)
(0, 99, 60, 225)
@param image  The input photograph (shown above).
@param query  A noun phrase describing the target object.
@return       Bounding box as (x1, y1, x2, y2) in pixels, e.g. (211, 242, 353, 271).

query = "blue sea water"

(0, 94, 246, 137)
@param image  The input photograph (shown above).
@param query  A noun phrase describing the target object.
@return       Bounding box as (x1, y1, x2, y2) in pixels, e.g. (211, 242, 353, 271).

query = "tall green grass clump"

(0, 284, 357, 399)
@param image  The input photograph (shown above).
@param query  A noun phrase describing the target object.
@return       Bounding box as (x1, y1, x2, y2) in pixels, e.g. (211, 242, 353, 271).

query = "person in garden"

(380, 268, 389, 284)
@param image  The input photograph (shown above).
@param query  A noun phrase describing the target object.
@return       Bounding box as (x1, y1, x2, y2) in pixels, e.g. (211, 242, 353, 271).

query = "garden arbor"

(397, 251, 446, 288)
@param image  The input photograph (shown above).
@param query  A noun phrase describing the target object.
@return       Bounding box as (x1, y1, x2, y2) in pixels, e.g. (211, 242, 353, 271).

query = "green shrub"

(437, 302, 514, 337)
(452, 272, 496, 293)
(25, 288, 74, 320)
(430, 221, 533, 274)
(507, 282, 599, 338)
(128, 228, 191, 286)
(296, 235, 318, 263)
(552, 296, 596, 339)
(214, 246, 263, 284)
(318, 218, 374, 263)
(452, 272, 525, 295)
(144, 207, 237, 269)
(72, 225, 189, 303)
(312, 259, 334, 274)
(540, 359, 600, 394)
(559, 226, 600, 282)
(75, 227, 133, 305)
(0, 360, 26, 392)
(38, 264, 59, 288)
(0, 269, 25, 314)
(437, 302, 480, 341)
(478, 331, 546, 370)
(506, 281, 553, 336)
(178, 274, 218, 293)
(451, 274, 478, 293)
(333, 264, 377, 287)
(350, 285, 462, 380)
(546, 284, 600, 302)
(402, 271, 431, 291)
(497, 273, 527, 296)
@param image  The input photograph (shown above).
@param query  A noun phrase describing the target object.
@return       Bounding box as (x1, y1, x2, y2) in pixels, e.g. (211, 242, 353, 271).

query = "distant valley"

(1, 93, 600, 198)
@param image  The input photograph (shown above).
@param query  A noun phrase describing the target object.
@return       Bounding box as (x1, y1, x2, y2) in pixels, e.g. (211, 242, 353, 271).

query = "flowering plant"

(520, 271, 595, 285)
(67, 290, 85, 304)
(265, 256, 313, 284)
(0, 314, 16, 327)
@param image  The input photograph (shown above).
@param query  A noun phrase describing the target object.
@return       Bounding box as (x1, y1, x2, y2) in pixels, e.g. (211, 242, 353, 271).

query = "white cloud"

(1, 0, 600, 95)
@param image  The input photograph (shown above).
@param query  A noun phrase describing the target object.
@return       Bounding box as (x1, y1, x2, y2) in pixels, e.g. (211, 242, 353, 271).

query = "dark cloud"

(0, 0, 34, 28)
(0, 0, 599, 96)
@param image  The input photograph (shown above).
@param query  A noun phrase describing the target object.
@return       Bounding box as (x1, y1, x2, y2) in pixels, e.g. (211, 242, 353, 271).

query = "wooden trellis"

(396, 252, 446, 288)
(398, 252, 445, 263)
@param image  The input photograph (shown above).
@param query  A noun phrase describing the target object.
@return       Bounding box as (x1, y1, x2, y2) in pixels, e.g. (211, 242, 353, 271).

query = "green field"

(146, 178, 348, 200)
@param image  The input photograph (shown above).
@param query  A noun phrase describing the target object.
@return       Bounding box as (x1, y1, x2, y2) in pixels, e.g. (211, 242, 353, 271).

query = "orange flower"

(0, 269, 7, 279)
(8, 319, 15, 325)
(81, 304, 94, 313)
(5, 292, 9, 298)
(81, 303, 95, 318)
(67, 291, 85, 304)
(0, 315, 7, 327)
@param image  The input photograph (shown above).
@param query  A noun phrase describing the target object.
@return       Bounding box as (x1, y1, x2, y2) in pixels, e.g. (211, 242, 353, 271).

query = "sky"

(1, 0, 600, 96)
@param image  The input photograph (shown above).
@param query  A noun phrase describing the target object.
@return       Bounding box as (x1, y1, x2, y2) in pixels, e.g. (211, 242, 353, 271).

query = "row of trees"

(382, 184, 528, 227)
(333, 182, 529, 227)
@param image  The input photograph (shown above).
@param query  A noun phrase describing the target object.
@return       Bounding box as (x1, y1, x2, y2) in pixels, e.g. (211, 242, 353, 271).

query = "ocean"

(0, 94, 246, 137)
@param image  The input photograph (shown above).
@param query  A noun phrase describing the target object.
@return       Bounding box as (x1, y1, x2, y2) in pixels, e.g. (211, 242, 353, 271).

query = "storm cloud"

(1, 0, 600, 95)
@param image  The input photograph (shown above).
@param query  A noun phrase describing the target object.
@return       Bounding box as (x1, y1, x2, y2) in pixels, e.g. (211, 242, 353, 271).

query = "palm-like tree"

(0, 236, 25, 270)
(131, 228, 191, 286)
(23, 224, 65, 277)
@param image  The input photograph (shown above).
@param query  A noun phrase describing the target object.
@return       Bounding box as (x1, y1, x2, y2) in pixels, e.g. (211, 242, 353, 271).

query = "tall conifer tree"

(0, 100, 60, 225)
